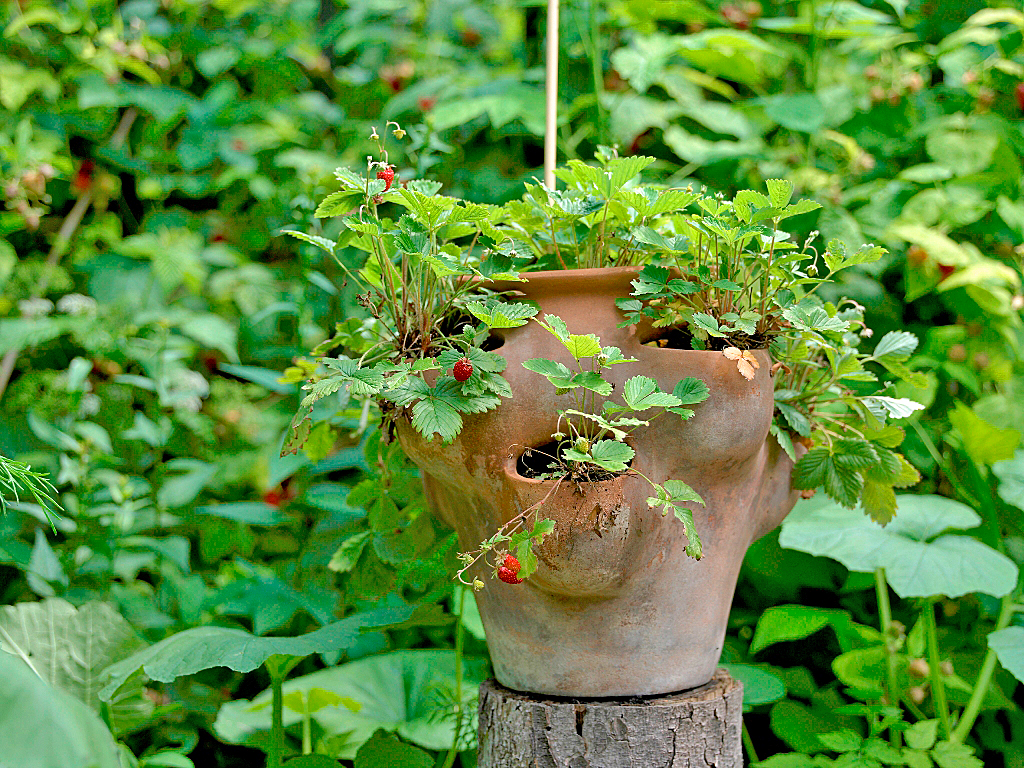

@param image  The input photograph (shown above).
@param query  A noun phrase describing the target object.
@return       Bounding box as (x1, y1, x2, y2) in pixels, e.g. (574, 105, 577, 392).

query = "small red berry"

(502, 554, 521, 574)
(497, 566, 523, 584)
(1015, 83, 1024, 113)
(453, 357, 473, 382)
(376, 165, 395, 192)
(73, 160, 95, 194)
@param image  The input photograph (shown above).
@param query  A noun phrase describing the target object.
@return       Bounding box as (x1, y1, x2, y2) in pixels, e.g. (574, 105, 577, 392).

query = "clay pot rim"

(482, 266, 770, 355)
(484, 265, 642, 298)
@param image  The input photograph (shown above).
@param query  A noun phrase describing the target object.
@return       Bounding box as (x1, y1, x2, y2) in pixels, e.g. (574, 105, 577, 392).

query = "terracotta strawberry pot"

(398, 267, 801, 697)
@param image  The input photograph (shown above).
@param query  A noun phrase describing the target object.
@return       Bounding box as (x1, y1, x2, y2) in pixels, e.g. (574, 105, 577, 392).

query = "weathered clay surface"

(477, 670, 743, 767)
(398, 267, 800, 697)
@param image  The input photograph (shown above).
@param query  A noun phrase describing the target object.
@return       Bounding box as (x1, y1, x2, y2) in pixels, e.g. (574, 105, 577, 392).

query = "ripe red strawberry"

(1016, 83, 1024, 113)
(497, 566, 523, 584)
(376, 165, 395, 192)
(502, 554, 521, 574)
(453, 357, 473, 382)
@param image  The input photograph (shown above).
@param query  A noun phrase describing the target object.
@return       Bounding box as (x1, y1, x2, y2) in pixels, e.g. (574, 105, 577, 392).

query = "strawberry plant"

(490, 163, 926, 523)
(282, 125, 540, 448)
(518, 313, 709, 556)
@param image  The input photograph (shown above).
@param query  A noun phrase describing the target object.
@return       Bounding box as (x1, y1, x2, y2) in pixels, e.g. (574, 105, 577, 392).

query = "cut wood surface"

(477, 669, 744, 767)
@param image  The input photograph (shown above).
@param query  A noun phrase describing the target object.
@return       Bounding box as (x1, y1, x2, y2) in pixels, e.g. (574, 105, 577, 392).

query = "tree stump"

(477, 669, 743, 767)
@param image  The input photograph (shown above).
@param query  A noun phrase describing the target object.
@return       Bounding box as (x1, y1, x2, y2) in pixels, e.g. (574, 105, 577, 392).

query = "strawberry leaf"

(622, 376, 681, 411)
(776, 402, 811, 437)
(824, 460, 863, 509)
(467, 300, 538, 329)
(672, 377, 711, 405)
(585, 440, 635, 471)
(792, 448, 831, 490)
(833, 439, 880, 469)
(692, 312, 726, 337)
(862, 480, 898, 525)
(410, 397, 462, 443)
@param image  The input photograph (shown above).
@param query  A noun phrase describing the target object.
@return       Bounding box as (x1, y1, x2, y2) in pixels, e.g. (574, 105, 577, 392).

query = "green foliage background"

(0, 0, 1022, 766)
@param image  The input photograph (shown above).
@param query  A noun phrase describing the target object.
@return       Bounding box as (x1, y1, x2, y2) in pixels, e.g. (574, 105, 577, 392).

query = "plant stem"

(922, 600, 952, 740)
(269, 669, 285, 768)
(302, 707, 312, 754)
(742, 721, 759, 764)
(951, 592, 1018, 743)
(875, 568, 902, 746)
(441, 587, 466, 768)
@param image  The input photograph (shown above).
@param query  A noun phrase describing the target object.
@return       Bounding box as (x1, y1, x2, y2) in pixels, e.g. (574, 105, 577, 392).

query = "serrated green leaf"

(783, 304, 850, 334)
(586, 440, 635, 471)
(872, 331, 918, 361)
(861, 480, 897, 525)
(671, 502, 703, 559)
(776, 403, 811, 438)
(904, 720, 939, 751)
(765, 179, 794, 208)
(692, 312, 725, 337)
(824, 459, 863, 508)
(833, 439, 880, 470)
(466, 300, 538, 329)
(931, 741, 983, 768)
(779, 199, 822, 220)
(862, 396, 926, 421)
(792, 448, 831, 490)
(328, 531, 372, 574)
(622, 376, 681, 411)
(564, 334, 602, 360)
(672, 377, 710, 405)
(522, 357, 573, 381)
(771, 423, 798, 462)
(663, 479, 704, 506)
(282, 230, 337, 255)
(410, 396, 463, 443)
(314, 191, 362, 218)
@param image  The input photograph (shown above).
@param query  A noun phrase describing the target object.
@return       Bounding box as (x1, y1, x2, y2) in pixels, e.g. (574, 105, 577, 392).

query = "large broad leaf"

(750, 605, 877, 655)
(99, 600, 414, 701)
(214, 649, 488, 759)
(988, 627, 1024, 684)
(0, 653, 123, 768)
(993, 451, 1024, 512)
(0, 599, 151, 735)
(720, 663, 786, 711)
(353, 730, 433, 768)
(779, 495, 1019, 598)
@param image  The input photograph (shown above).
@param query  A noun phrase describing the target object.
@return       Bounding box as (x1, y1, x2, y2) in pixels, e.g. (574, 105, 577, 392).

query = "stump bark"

(477, 669, 744, 768)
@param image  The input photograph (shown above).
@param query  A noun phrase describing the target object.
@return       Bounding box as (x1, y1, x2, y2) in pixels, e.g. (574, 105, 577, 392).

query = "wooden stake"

(477, 670, 744, 767)
(544, 0, 559, 189)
